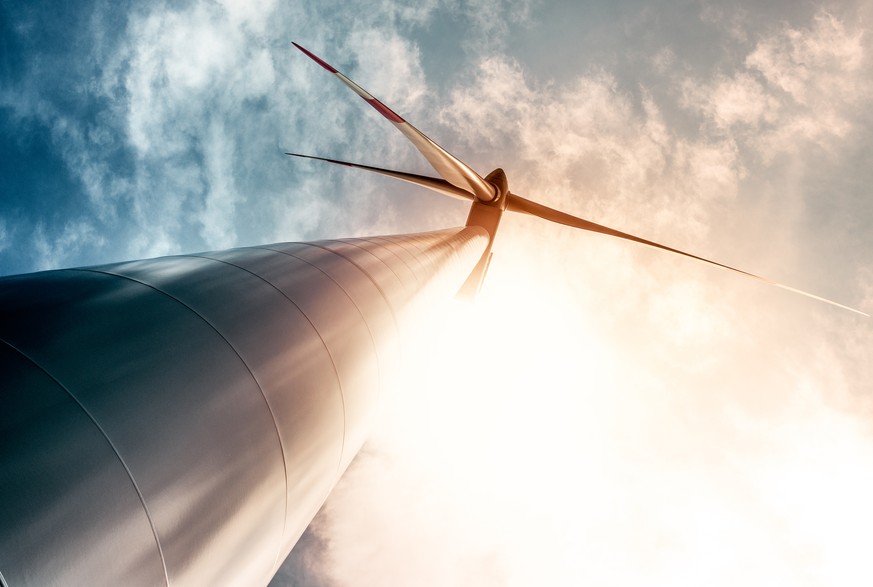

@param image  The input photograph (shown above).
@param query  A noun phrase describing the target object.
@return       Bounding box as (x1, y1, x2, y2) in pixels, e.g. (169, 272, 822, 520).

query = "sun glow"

(319, 232, 873, 587)
(367, 245, 641, 585)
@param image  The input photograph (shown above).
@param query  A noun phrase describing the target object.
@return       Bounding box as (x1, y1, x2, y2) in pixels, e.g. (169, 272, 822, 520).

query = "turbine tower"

(0, 44, 865, 587)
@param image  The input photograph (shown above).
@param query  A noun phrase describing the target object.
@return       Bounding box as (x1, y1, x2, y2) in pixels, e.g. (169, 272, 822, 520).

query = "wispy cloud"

(683, 10, 870, 160)
(0, 218, 9, 254)
(32, 220, 107, 271)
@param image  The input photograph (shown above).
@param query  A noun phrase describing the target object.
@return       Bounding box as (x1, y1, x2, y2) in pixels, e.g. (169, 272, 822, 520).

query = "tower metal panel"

(0, 227, 488, 586)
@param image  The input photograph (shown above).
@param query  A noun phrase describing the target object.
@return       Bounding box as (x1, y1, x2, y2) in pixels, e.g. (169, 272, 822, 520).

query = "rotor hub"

(483, 167, 509, 209)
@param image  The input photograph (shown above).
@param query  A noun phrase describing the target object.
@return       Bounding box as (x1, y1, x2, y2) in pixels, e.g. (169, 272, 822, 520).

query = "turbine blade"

(506, 193, 869, 316)
(286, 153, 474, 202)
(292, 42, 496, 202)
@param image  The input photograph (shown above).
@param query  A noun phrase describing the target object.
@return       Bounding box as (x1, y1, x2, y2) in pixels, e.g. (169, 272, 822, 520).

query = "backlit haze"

(3, 1, 873, 585)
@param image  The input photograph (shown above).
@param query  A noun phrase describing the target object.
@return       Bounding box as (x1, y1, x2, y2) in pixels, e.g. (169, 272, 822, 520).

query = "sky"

(3, 0, 873, 585)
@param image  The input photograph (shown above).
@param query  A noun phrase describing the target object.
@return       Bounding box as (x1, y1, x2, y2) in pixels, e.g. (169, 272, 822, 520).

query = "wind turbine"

(0, 43, 866, 587)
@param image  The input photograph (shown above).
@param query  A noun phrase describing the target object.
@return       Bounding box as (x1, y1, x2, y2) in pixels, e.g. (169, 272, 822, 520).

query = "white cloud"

(746, 12, 865, 105)
(442, 55, 742, 244)
(345, 29, 427, 119)
(682, 10, 870, 160)
(699, 2, 751, 43)
(32, 220, 107, 270)
(200, 119, 239, 247)
(216, 0, 277, 33)
(0, 218, 9, 253)
(682, 73, 780, 130)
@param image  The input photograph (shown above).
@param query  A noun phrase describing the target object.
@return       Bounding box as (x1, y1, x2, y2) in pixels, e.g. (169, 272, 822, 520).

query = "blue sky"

(4, 1, 873, 586)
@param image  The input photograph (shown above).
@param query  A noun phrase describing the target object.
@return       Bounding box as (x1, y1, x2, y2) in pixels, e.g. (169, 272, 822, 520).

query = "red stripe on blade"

(366, 98, 405, 123)
(292, 42, 338, 73)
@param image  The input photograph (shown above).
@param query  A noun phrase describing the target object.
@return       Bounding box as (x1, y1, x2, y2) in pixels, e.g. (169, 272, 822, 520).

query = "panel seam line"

(0, 336, 170, 587)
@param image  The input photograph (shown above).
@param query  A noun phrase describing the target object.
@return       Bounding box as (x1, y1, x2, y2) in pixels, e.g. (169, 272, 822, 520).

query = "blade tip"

(291, 41, 338, 73)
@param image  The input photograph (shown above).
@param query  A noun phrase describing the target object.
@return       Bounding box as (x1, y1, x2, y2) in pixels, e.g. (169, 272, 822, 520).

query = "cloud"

(115, 1, 288, 251)
(0, 218, 9, 254)
(32, 220, 107, 270)
(682, 10, 870, 160)
(454, 0, 539, 52)
(682, 72, 780, 130)
(441, 54, 742, 245)
(746, 12, 865, 105)
(270, 526, 337, 587)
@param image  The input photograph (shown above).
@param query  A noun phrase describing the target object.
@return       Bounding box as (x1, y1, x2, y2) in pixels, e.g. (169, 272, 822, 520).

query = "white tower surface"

(0, 228, 487, 586)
